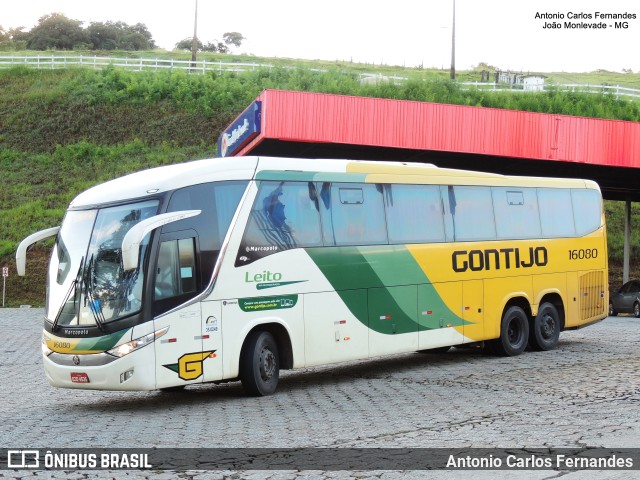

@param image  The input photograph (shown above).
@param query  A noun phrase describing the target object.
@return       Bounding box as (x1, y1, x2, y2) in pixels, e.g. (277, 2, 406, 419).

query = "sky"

(2, 0, 639, 73)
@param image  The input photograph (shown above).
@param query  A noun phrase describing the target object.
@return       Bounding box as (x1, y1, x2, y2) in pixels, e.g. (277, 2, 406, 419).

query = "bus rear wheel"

(490, 306, 529, 356)
(240, 330, 280, 396)
(529, 302, 560, 351)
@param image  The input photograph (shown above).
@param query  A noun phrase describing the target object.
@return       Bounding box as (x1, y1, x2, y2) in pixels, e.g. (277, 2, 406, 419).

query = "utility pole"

(191, 0, 199, 68)
(450, 0, 456, 80)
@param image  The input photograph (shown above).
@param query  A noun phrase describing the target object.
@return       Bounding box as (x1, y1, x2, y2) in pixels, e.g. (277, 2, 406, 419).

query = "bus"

(17, 156, 608, 396)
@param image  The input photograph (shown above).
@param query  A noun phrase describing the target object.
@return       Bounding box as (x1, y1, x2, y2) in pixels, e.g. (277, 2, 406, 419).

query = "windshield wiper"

(84, 254, 106, 331)
(52, 256, 84, 332)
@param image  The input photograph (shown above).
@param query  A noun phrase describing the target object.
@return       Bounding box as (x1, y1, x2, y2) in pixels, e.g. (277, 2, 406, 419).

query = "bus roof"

(69, 156, 599, 208)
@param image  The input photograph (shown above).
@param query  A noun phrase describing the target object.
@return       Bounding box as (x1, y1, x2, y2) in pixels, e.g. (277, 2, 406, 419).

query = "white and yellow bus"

(17, 156, 608, 396)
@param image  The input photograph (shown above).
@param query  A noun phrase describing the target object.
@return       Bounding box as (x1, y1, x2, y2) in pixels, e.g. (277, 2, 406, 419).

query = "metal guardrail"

(1, 55, 639, 100)
(457, 81, 640, 99)
(0, 54, 276, 74)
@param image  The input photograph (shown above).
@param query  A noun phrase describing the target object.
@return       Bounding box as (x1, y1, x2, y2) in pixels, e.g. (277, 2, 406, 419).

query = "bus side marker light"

(120, 369, 134, 383)
(380, 315, 392, 320)
(344, 337, 350, 341)
(209, 353, 217, 358)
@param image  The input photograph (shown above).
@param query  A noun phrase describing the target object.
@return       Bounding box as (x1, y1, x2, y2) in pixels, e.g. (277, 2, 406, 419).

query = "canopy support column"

(623, 198, 631, 284)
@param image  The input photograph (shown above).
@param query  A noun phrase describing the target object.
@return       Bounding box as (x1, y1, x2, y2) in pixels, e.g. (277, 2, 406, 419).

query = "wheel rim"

(507, 319, 523, 345)
(259, 347, 277, 382)
(539, 313, 556, 340)
(635, 304, 640, 317)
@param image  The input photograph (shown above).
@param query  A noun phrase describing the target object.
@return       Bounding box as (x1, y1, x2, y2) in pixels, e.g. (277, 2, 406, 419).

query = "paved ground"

(1, 308, 640, 479)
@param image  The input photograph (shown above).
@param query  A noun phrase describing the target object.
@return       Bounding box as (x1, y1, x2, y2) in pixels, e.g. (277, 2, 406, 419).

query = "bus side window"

(572, 189, 601, 235)
(442, 185, 496, 242)
(538, 188, 576, 238)
(155, 238, 197, 301)
(492, 187, 541, 239)
(384, 184, 444, 244)
(239, 181, 322, 263)
(330, 183, 388, 246)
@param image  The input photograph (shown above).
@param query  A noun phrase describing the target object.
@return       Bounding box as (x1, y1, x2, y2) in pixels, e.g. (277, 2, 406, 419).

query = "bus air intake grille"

(579, 271, 605, 321)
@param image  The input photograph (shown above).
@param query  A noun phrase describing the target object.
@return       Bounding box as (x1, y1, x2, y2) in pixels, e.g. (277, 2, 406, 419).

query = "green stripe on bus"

(306, 246, 468, 334)
(75, 329, 130, 352)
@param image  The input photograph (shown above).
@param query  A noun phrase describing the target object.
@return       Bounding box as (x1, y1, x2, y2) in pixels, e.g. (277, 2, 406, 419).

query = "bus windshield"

(47, 200, 159, 327)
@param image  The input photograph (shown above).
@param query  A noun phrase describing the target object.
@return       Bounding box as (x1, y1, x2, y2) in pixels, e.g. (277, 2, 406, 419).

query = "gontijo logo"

(452, 246, 548, 272)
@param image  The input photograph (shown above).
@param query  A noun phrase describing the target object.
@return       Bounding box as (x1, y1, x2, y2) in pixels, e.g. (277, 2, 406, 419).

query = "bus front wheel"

(240, 330, 280, 396)
(491, 306, 529, 356)
(529, 302, 560, 351)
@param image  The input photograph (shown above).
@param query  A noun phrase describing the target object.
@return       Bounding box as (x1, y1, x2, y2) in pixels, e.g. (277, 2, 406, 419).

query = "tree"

(127, 23, 156, 49)
(202, 41, 228, 53)
(175, 37, 203, 51)
(87, 21, 155, 51)
(26, 13, 88, 50)
(0, 26, 8, 42)
(86, 21, 120, 50)
(8, 27, 33, 42)
(222, 32, 245, 48)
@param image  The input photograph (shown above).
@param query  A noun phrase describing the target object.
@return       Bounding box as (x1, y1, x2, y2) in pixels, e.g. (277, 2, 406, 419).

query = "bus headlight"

(107, 326, 169, 358)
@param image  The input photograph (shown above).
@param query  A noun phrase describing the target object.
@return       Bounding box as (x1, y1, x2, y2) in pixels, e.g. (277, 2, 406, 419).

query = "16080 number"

(569, 249, 598, 260)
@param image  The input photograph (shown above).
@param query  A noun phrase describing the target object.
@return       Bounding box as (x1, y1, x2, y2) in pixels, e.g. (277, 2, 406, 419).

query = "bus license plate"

(70, 372, 90, 383)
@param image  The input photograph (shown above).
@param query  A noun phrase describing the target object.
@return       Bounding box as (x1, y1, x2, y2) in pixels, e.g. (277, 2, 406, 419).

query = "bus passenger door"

(152, 234, 206, 389)
(463, 280, 484, 342)
(153, 304, 204, 389)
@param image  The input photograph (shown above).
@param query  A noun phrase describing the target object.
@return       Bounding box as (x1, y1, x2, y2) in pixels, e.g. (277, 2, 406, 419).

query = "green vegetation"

(1, 59, 640, 305)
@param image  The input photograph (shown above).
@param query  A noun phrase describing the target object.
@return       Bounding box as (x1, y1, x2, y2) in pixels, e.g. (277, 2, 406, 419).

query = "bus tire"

(529, 302, 560, 351)
(608, 302, 618, 317)
(492, 306, 529, 356)
(240, 330, 280, 396)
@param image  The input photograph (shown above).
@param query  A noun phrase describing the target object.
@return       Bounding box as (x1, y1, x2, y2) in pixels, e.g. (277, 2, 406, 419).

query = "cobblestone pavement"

(1, 308, 639, 479)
